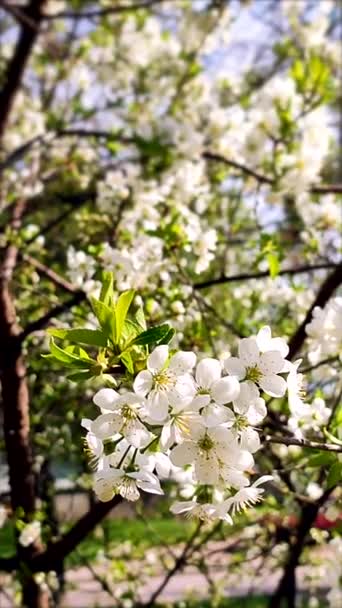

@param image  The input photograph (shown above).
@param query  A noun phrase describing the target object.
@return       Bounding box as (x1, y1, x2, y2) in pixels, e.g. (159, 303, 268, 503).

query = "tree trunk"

(0, 201, 49, 607)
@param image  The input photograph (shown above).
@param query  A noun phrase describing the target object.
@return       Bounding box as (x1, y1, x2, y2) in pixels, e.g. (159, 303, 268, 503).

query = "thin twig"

(264, 434, 342, 453)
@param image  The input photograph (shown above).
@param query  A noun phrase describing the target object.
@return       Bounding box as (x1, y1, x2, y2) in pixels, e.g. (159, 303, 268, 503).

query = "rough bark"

(0, 202, 49, 607)
(0, 0, 47, 140)
(269, 489, 334, 608)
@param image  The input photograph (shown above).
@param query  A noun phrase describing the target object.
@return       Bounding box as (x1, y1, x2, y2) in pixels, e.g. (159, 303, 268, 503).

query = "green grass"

(67, 516, 193, 566)
(0, 516, 193, 567)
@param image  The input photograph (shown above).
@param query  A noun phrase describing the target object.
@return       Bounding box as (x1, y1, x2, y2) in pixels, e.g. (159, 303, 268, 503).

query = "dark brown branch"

(194, 262, 338, 290)
(288, 262, 342, 359)
(264, 434, 342, 453)
(204, 151, 342, 195)
(22, 254, 79, 293)
(269, 487, 335, 608)
(0, 1, 39, 29)
(0, 0, 47, 140)
(32, 496, 122, 572)
(42, 0, 166, 20)
(0, 496, 122, 572)
(19, 290, 86, 341)
(204, 151, 273, 185)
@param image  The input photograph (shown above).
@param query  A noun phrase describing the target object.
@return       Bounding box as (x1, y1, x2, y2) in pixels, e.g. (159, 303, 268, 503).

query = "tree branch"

(0, 0, 47, 140)
(264, 434, 342, 453)
(194, 262, 338, 290)
(31, 496, 122, 572)
(19, 291, 86, 341)
(22, 254, 79, 293)
(288, 261, 342, 359)
(204, 151, 342, 195)
(42, 0, 167, 20)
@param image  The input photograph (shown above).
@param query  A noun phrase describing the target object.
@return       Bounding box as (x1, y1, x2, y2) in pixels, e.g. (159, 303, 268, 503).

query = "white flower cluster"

(19, 521, 41, 547)
(305, 297, 342, 364)
(287, 360, 331, 439)
(82, 326, 294, 521)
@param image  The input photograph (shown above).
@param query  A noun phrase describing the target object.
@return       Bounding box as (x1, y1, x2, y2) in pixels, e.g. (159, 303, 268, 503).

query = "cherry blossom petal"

(233, 381, 260, 412)
(259, 350, 286, 374)
(201, 403, 233, 427)
(170, 501, 196, 514)
(238, 337, 259, 366)
(224, 356, 246, 380)
(195, 358, 222, 388)
(246, 398, 267, 424)
(91, 413, 122, 439)
(211, 376, 240, 404)
(147, 345, 169, 372)
(147, 391, 169, 421)
(256, 326, 272, 351)
(133, 370, 153, 396)
(259, 373, 287, 397)
(169, 351, 196, 374)
(195, 452, 219, 484)
(93, 388, 120, 411)
(239, 428, 260, 453)
(191, 394, 211, 410)
(170, 441, 197, 467)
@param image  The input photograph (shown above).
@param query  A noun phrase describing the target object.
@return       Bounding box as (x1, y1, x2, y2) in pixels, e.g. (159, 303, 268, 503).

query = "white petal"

(91, 413, 121, 439)
(223, 357, 246, 380)
(125, 422, 151, 449)
(211, 376, 240, 405)
(169, 351, 196, 374)
(191, 394, 211, 410)
(195, 358, 222, 388)
(259, 374, 287, 397)
(137, 477, 164, 496)
(155, 453, 172, 478)
(259, 351, 286, 375)
(160, 421, 173, 450)
(93, 388, 120, 411)
(147, 345, 169, 372)
(256, 326, 272, 352)
(247, 398, 267, 425)
(133, 370, 153, 396)
(170, 441, 197, 467)
(201, 404, 233, 427)
(230, 448, 254, 470)
(170, 501, 196, 514)
(240, 428, 260, 453)
(195, 452, 219, 484)
(233, 381, 259, 412)
(81, 418, 92, 431)
(238, 338, 259, 366)
(269, 337, 289, 358)
(147, 391, 169, 421)
(221, 469, 249, 489)
(253, 475, 273, 487)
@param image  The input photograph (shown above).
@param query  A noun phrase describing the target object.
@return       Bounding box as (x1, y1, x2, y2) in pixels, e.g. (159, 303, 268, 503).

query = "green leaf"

(115, 290, 135, 343)
(156, 326, 175, 345)
(43, 339, 92, 369)
(119, 351, 134, 374)
(99, 271, 114, 306)
(323, 429, 342, 446)
(307, 453, 335, 467)
(326, 461, 342, 489)
(267, 252, 280, 279)
(47, 328, 107, 347)
(67, 370, 95, 382)
(136, 307, 147, 330)
(130, 324, 173, 346)
(90, 297, 115, 341)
